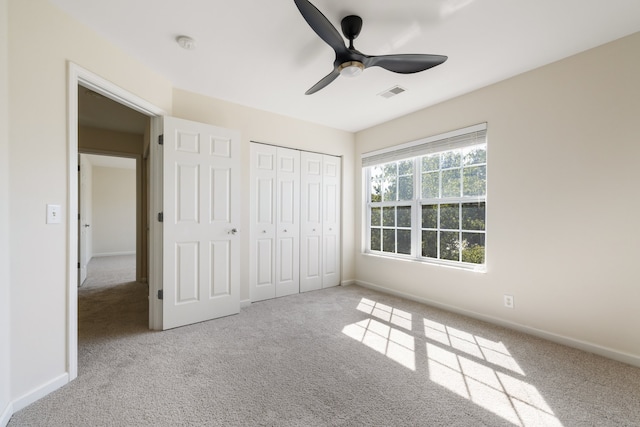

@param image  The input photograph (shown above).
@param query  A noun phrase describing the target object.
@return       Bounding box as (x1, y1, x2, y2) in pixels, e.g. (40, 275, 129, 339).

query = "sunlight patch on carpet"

(344, 299, 416, 371)
(344, 297, 563, 427)
(424, 319, 562, 427)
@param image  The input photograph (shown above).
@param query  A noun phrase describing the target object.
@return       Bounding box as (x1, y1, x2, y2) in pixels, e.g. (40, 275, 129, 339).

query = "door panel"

(162, 116, 240, 330)
(322, 155, 341, 288)
(275, 147, 300, 297)
(78, 154, 90, 285)
(300, 152, 323, 292)
(250, 144, 277, 301)
(210, 240, 231, 297)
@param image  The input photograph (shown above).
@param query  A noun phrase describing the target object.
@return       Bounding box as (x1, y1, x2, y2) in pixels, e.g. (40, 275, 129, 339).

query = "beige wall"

(7, 0, 172, 402)
(0, 0, 11, 422)
(354, 32, 640, 362)
(171, 89, 356, 302)
(92, 166, 136, 256)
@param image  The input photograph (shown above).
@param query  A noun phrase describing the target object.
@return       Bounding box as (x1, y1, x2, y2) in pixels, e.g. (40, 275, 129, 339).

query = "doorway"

(68, 63, 165, 381)
(78, 153, 137, 288)
(77, 92, 148, 367)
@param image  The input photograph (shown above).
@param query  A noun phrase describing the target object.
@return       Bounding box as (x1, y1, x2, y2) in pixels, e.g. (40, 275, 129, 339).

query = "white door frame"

(66, 62, 165, 380)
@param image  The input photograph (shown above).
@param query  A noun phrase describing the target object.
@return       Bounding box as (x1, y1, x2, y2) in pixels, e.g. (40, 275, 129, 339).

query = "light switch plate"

(47, 204, 61, 224)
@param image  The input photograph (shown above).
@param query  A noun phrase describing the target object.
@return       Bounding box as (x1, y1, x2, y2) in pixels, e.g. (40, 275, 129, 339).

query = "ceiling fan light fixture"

(338, 61, 364, 78)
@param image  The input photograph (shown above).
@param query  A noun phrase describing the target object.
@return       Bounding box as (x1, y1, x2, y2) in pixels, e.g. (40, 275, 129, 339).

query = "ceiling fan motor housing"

(341, 15, 363, 44)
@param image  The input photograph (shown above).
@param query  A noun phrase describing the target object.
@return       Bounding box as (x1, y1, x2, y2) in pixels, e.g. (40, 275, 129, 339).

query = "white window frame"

(362, 123, 487, 271)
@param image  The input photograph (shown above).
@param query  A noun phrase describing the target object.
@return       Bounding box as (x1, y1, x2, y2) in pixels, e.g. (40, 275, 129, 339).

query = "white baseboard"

(93, 251, 135, 257)
(0, 401, 13, 427)
(355, 280, 640, 368)
(240, 299, 251, 309)
(11, 373, 69, 413)
(340, 279, 356, 286)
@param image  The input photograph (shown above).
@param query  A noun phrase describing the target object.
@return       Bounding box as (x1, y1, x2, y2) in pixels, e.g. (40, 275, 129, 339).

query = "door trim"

(67, 62, 165, 381)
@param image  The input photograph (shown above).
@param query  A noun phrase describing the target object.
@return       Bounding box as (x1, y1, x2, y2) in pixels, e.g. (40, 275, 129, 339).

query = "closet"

(250, 142, 341, 302)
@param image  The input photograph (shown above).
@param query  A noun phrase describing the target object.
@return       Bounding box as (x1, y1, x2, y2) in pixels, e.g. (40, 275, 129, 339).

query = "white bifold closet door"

(250, 143, 300, 302)
(300, 152, 341, 292)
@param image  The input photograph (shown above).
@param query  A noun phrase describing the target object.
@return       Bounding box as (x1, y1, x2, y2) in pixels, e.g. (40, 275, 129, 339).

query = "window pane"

(440, 203, 459, 230)
(370, 228, 381, 251)
(440, 231, 460, 261)
(463, 165, 486, 197)
(422, 205, 437, 229)
(399, 160, 413, 175)
(461, 202, 485, 231)
(383, 207, 395, 227)
(380, 162, 397, 201)
(422, 154, 440, 172)
(397, 230, 411, 255)
(398, 175, 413, 200)
(382, 229, 396, 253)
(383, 177, 397, 201)
(463, 146, 486, 166)
(383, 163, 397, 176)
(462, 233, 485, 264)
(370, 180, 382, 202)
(422, 172, 439, 199)
(371, 228, 382, 251)
(370, 166, 383, 202)
(397, 206, 412, 227)
(422, 230, 437, 258)
(441, 151, 461, 169)
(371, 207, 381, 227)
(442, 169, 461, 197)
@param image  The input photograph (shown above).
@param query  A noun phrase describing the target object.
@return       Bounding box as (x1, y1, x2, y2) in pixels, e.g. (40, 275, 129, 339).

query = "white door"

(249, 143, 277, 301)
(322, 155, 341, 288)
(78, 154, 91, 285)
(300, 152, 323, 292)
(162, 116, 241, 330)
(275, 147, 300, 297)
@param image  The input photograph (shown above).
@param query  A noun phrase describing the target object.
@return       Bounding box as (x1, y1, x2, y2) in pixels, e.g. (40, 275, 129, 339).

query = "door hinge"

(157, 289, 163, 300)
(158, 134, 164, 145)
(157, 212, 163, 222)
(78, 213, 81, 220)
(77, 262, 80, 268)
(78, 165, 80, 172)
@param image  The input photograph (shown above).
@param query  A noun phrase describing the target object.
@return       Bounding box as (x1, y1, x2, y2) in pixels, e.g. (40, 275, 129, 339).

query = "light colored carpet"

(9, 256, 640, 426)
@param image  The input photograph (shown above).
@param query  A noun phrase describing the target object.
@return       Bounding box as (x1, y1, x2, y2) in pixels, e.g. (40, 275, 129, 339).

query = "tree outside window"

(367, 140, 486, 268)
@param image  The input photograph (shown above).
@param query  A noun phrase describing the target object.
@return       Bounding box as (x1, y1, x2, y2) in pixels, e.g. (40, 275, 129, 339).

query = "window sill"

(362, 251, 486, 273)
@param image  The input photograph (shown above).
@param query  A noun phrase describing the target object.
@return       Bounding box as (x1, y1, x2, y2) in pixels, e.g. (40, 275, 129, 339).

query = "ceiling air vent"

(378, 85, 406, 99)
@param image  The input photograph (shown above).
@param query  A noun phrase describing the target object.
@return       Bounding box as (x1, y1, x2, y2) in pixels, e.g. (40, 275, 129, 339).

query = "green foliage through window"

(367, 141, 487, 267)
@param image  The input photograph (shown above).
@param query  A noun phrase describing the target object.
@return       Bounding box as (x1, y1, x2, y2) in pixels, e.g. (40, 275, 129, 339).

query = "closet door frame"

(250, 142, 341, 301)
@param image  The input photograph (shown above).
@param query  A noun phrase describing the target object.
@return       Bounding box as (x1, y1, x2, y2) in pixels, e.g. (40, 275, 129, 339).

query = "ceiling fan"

(294, 0, 448, 95)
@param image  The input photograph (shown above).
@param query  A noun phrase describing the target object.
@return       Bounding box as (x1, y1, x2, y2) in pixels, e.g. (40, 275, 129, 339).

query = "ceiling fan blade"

(365, 54, 448, 74)
(294, 0, 347, 54)
(305, 69, 340, 95)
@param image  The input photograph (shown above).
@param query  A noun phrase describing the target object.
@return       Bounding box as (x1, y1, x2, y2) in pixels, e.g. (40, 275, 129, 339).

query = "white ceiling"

(51, 0, 640, 133)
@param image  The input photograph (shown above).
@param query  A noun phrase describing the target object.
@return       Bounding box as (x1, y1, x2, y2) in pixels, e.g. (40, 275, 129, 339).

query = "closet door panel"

(300, 152, 323, 292)
(250, 144, 277, 302)
(322, 155, 341, 288)
(275, 148, 300, 297)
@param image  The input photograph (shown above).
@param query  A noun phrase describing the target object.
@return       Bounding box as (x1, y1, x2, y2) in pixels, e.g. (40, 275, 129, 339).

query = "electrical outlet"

(503, 294, 514, 309)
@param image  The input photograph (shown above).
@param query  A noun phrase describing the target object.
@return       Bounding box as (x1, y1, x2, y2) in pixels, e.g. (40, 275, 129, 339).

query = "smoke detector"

(176, 35, 196, 50)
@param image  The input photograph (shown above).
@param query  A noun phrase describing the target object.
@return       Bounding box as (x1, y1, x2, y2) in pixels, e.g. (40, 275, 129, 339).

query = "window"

(363, 124, 487, 269)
